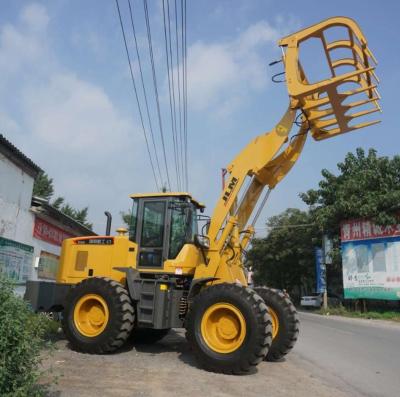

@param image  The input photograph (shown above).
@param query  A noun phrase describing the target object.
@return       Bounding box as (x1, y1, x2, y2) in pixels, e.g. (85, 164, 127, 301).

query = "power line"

(127, 0, 163, 187)
(143, 0, 171, 190)
(115, 0, 160, 191)
(182, 0, 188, 190)
(254, 223, 315, 230)
(162, 0, 181, 190)
(166, 0, 182, 190)
(174, 0, 185, 191)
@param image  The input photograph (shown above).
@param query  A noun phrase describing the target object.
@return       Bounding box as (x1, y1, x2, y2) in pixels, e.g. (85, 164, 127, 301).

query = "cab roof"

(129, 192, 205, 209)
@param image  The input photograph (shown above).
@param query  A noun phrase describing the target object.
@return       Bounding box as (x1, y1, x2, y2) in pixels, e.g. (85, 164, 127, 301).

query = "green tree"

(33, 174, 93, 229)
(0, 276, 53, 396)
(52, 196, 64, 209)
(54, 201, 92, 230)
(247, 208, 317, 300)
(300, 148, 400, 234)
(121, 210, 131, 228)
(32, 172, 54, 201)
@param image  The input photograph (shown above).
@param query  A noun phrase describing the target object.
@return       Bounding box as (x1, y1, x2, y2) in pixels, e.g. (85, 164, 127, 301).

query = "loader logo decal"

(222, 177, 238, 205)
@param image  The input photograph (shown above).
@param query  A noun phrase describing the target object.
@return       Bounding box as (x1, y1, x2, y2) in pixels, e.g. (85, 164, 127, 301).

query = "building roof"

(129, 192, 205, 209)
(31, 196, 95, 237)
(0, 133, 42, 178)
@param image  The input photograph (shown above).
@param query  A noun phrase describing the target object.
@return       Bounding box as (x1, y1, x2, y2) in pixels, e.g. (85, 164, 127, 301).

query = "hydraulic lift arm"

(194, 16, 381, 283)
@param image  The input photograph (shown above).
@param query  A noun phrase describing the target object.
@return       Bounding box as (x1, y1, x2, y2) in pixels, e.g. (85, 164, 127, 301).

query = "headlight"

(194, 234, 210, 250)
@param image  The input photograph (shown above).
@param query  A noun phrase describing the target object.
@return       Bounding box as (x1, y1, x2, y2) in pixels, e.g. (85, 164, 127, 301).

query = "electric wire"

(115, 0, 160, 191)
(143, 0, 172, 190)
(127, 0, 163, 187)
(174, 0, 185, 191)
(182, 0, 188, 190)
(162, 0, 181, 190)
(166, 0, 181, 189)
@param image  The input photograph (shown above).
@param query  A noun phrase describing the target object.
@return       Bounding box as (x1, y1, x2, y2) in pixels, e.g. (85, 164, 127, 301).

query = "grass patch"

(316, 306, 400, 322)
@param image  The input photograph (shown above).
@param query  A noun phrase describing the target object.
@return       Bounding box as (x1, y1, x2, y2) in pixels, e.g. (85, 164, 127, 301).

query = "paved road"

(40, 312, 400, 397)
(294, 312, 400, 397)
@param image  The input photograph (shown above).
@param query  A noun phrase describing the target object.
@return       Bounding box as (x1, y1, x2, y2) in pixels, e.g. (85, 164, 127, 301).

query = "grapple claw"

(279, 16, 381, 140)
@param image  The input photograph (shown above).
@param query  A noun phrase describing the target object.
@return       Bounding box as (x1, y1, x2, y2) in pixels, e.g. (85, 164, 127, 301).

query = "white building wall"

(0, 151, 35, 243)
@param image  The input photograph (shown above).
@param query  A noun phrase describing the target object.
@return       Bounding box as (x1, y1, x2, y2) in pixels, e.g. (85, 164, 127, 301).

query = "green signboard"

(0, 237, 34, 284)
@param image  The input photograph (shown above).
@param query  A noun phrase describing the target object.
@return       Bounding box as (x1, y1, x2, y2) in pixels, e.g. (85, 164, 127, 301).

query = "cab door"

(137, 200, 167, 268)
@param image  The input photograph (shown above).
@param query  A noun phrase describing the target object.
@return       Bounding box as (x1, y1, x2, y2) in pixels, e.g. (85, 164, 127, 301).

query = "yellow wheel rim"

(73, 294, 109, 337)
(269, 307, 279, 339)
(200, 303, 246, 354)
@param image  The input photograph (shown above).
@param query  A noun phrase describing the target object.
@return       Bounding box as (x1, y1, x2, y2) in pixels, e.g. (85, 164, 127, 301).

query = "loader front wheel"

(62, 277, 134, 354)
(186, 283, 272, 374)
(254, 287, 299, 361)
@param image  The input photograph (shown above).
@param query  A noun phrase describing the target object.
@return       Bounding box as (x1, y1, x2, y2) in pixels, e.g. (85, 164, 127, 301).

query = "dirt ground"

(40, 329, 349, 397)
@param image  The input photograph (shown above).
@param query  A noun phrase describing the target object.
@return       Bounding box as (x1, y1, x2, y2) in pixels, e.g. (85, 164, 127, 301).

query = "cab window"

(169, 203, 197, 259)
(141, 201, 166, 247)
(129, 199, 138, 242)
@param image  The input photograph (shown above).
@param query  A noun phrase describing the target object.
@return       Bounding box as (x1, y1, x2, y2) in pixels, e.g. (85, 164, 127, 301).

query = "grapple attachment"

(279, 17, 381, 140)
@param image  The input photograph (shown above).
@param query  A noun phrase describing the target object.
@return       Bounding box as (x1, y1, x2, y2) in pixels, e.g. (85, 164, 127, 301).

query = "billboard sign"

(341, 219, 400, 300)
(315, 247, 326, 293)
(33, 217, 74, 246)
(0, 237, 33, 283)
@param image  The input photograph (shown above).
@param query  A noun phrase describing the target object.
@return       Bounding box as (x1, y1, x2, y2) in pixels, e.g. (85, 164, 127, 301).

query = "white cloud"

(0, 113, 20, 135)
(22, 73, 133, 157)
(0, 3, 148, 232)
(20, 3, 49, 32)
(186, 20, 281, 114)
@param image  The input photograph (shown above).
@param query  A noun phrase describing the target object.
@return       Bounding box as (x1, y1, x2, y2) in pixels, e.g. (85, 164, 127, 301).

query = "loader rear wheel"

(254, 287, 299, 361)
(62, 277, 134, 354)
(186, 283, 272, 374)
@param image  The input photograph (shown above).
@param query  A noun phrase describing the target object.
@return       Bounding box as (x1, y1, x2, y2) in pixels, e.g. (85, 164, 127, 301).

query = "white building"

(0, 134, 93, 295)
(0, 133, 40, 245)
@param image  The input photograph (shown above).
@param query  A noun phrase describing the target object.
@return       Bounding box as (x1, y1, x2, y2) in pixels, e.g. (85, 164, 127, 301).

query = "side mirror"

(194, 234, 210, 250)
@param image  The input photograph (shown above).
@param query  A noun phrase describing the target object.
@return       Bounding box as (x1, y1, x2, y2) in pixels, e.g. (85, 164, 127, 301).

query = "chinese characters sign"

(0, 237, 33, 283)
(33, 217, 73, 246)
(315, 247, 326, 293)
(341, 219, 400, 242)
(341, 219, 400, 300)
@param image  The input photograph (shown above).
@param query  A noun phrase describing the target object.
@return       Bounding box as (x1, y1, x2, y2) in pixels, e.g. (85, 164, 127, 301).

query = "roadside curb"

(298, 310, 400, 329)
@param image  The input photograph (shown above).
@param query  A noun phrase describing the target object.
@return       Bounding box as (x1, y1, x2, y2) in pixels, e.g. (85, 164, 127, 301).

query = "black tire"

(62, 277, 134, 354)
(254, 287, 299, 361)
(131, 328, 170, 344)
(186, 283, 272, 374)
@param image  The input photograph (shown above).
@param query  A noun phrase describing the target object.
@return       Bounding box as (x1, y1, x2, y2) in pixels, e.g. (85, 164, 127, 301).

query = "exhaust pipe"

(104, 211, 112, 236)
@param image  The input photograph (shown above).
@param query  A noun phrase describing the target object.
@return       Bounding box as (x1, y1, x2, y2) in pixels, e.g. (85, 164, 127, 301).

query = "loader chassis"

(24, 16, 380, 374)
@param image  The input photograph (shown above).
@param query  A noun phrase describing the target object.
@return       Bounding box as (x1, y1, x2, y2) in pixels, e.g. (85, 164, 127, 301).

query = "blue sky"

(0, 1, 398, 234)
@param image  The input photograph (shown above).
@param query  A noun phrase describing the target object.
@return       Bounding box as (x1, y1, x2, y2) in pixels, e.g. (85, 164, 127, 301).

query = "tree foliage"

(247, 208, 318, 298)
(32, 172, 54, 201)
(52, 198, 92, 229)
(300, 148, 400, 234)
(0, 276, 52, 396)
(33, 173, 92, 230)
(121, 210, 131, 228)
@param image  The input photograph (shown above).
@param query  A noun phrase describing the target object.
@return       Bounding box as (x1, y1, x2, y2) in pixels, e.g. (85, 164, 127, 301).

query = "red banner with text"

(33, 218, 74, 246)
(340, 219, 400, 242)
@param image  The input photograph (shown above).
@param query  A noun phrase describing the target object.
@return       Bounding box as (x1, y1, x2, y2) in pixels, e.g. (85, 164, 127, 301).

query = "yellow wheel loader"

(25, 17, 380, 374)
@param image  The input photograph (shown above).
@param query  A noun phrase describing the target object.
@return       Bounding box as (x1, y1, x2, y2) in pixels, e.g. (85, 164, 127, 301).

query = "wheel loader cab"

(128, 193, 205, 274)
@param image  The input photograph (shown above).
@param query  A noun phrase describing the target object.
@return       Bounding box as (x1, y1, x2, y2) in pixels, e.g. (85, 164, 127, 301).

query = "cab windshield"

(169, 201, 198, 259)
